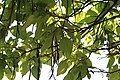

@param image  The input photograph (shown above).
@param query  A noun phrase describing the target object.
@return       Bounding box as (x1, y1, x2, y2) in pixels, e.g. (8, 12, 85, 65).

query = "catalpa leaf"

(107, 56, 115, 68)
(0, 59, 5, 80)
(57, 60, 68, 76)
(32, 66, 40, 79)
(0, 67, 4, 80)
(116, 26, 120, 34)
(61, 0, 72, 9)
(59, 37, 73, 57)
(64, 72, 74, 80)
(20, 61, 29, 77)
(23, 15, 34, 30)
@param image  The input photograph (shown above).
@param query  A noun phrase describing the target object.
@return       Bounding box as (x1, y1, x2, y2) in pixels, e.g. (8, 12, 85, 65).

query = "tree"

(0, 0, 120, 80)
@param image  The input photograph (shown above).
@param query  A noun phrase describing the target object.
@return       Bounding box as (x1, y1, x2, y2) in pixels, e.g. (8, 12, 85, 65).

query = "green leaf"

(80, 16, 96, 23)
(108, 65, 120, 80)
(118, 57, 120, 64)
(70, 67, 79, 78)
(87, 72, 91, 79)
(34, 27, 42, 40)
(79, 65, 88, 78)
(0, 67, 4, 80)
(57, 60, 68, 76)
(0, 28, 8, 39)
(23, 15, 34, 29)
(42, 0, 55, 8)
(86, 58, 92, 67)
(116, 26, 120, 34)
(74, 12, 86, 23)
(20, 61, 29, 76)
(64, 72, 74, 80)
(97, 2, 111, 20)
(61, 0, 72, 10)
(5, 68, 12, 80)
(41, 38, 52, 53)
(86, 9, 98, 16)
(59, 37, 73, 57)
(0, 59, 6, 68)
(0, 59, 6, 79)
(75, 51, 86, 59)
(40, 57, 51, 66)
(107, 56, 115, 68)
(32, 66, 39, 79)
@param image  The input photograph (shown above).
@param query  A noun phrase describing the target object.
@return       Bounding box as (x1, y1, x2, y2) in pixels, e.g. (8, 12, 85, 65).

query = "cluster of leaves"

(0, 0, 120, 80)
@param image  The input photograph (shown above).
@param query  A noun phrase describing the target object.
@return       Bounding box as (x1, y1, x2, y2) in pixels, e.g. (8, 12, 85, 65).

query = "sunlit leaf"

(74, 12, 86, 22)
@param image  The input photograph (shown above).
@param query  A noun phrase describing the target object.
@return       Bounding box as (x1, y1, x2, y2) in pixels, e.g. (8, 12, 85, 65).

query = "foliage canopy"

(0, 0, 120, 80)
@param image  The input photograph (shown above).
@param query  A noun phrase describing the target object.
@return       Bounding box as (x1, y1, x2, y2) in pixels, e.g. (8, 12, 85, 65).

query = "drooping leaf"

(87, 72, 91, 79)
(59, 37, 73, 57)
(0, 59, 5, 80)
(108, 64, 120, 80)
(75, 50, 86, 59)
(80, 16, 96, 23)
(86, 58, 92, 67)
(41, 38, 52, 53)
(57, 60, 68, 76)
(20, 61, 29, 77)
(61, 0, 72, 10)
(0, 67, 4, 80)
(0, 59, 6, 68)
(116, 26, 120, 35)
(107, 56, 115, 68)
(74, 12, 86, 23)
(86, 9, 98, 16)
(79, 65, 88, 78)
(5, 68, 12, 80)
(32, 66, 40, 79)
(64, 72, 74, 80)
(23, 15, 34, 29)
(118, 57, 120, 64)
